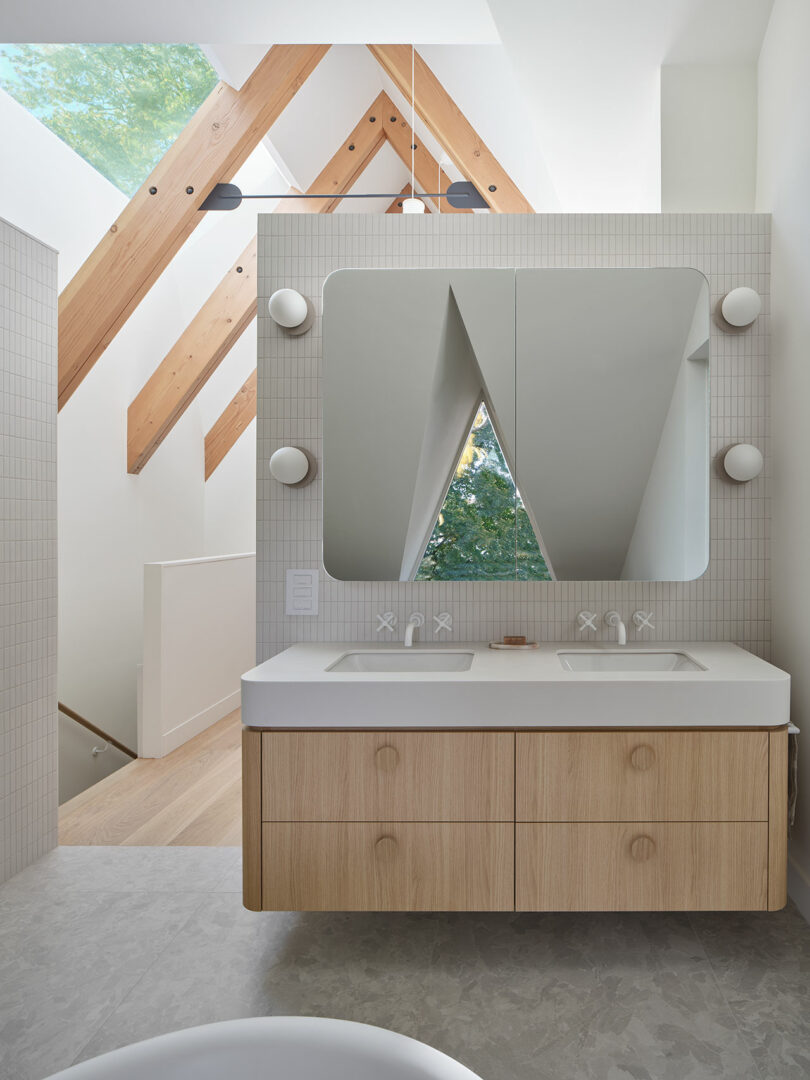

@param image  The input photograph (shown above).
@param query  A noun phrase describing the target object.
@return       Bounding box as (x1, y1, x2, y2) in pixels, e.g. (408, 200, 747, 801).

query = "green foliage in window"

(417, 404, 551, 581)
(0, 44, 218, 196)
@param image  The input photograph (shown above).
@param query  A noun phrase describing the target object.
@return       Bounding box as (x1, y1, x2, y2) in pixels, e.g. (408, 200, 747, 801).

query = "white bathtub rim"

(45, 1015, 484, 1080)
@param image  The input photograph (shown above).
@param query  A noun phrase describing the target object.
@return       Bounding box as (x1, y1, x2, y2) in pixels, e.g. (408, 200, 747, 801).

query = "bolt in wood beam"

(58, 43, 330, 409)
(369, 46, 533, 214)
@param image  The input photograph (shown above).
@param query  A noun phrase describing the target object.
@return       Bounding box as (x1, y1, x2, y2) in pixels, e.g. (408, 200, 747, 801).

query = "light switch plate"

(285, 569, 319, 616)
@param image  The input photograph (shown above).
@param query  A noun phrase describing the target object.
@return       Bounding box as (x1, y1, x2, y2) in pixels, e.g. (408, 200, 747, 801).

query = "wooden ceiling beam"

(58, 43, 330, 409)
(379, 91, 469, 214)
(386, 184, 431, 214)
(370, 46, 533, 214)
(282, 92, 388, 213)
(205, 369, 257, 480)
(127, 97, 387, 475)
(127, 236, 259, 474)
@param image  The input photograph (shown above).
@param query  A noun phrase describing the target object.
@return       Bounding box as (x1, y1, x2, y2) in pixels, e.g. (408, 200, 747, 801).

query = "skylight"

(416, 403, 551, 581)
(0, 44, 218, 196)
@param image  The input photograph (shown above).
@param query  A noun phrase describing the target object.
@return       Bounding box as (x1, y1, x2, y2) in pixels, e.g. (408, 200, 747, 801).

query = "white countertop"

(241, 642, 790, 730)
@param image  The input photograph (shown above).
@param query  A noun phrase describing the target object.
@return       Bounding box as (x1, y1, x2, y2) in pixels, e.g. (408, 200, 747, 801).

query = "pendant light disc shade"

(402, 197, 426, 214)
(199, 182, 243, 211)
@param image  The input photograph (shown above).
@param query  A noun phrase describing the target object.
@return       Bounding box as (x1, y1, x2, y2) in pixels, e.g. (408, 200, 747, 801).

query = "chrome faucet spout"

(604, 611, 627, 646)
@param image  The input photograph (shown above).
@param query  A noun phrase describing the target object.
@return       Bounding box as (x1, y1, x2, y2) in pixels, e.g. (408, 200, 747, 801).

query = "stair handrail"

(58, 702, 137, 759)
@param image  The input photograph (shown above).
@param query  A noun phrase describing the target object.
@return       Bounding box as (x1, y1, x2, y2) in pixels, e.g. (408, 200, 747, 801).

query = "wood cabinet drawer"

(516, 822, 768, 911)
(262, 823, 514, 911)
(262, 731, 514, 821)
(516, 731, 768, 822)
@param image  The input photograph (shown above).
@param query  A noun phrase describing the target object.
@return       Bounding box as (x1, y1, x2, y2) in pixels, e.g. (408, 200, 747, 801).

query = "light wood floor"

(59, 711, 242, 846)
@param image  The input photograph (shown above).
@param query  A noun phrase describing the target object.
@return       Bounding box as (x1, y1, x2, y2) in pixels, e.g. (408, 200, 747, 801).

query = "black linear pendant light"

(201, 45, 489, 214)
(198, 180, 488, 212)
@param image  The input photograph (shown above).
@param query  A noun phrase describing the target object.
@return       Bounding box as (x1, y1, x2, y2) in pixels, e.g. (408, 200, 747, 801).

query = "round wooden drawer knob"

(630, 744, 656, 771)
(375, 745, 400, 772)
(374, 835, 398, 860)
(630, 834, 657, 862)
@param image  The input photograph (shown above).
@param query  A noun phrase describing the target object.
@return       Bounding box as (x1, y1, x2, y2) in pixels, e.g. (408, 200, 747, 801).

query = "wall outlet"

(285, 569, 319, 615)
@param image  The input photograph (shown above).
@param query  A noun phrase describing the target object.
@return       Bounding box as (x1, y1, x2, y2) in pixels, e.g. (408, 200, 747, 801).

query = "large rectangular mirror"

(323, 267, 709, 582)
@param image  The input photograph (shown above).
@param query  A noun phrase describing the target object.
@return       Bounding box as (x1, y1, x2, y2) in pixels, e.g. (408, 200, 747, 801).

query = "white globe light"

(401, 197, 426, 214)
(723, 443, 763, 482)
(268, 288, 308, 328)
(721, 287, 761, 328)
(269, 446, 310, 485)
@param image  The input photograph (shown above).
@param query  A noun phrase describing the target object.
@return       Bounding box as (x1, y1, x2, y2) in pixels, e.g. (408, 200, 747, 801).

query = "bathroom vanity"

(241, 643, 789, 914)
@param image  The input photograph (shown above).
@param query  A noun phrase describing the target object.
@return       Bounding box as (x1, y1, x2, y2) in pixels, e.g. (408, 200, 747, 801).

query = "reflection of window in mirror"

(416, 403, 551, 582)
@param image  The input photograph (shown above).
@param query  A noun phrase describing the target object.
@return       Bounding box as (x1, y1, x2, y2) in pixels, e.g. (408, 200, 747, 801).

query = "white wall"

(140, 554, 256, 757)
(757, 0, 810, 920)
(0, 89, 261, 751)
(662, 64, 757, 212)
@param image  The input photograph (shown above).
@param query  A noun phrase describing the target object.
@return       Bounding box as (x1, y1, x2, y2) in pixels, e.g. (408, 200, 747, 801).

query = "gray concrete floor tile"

(1, 850, 808, 1080)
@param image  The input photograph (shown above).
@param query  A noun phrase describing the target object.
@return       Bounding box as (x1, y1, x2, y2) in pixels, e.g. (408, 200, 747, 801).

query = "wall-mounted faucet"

(604, 611, 626, 646)
(404, 612, 424, 647)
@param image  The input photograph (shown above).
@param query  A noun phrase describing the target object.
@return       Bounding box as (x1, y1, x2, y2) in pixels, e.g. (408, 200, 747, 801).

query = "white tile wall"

(0, 217, 58, 883)
(257, 214, 770, 662)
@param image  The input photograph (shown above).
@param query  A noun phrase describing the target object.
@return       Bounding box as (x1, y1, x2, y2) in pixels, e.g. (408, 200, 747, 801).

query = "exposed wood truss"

(58, 44, 330, 409)
(386, 184, 430, 214)
(369, 45, 533, 214)
(127, 238, 259, 474)
(119, 54, 529, 477)
(127, 99, 387, 474)
(204, 370, 257, 480)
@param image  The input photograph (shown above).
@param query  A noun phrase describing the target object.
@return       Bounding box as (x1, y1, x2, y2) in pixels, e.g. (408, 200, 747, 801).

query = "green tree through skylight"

(0, 44, 218, 196)
(417, 404, 551, 581)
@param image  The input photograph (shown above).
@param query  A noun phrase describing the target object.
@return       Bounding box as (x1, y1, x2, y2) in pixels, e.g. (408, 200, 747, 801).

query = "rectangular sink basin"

(328, 650, 475, 673)
(558, 650, 703, 672)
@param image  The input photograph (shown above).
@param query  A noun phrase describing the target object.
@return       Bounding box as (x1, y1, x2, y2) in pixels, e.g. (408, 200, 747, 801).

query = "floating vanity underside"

(242, 726, 789, 914)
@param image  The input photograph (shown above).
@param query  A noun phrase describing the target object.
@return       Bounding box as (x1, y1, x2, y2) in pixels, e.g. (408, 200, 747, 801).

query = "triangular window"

(416, 403, 551, 581)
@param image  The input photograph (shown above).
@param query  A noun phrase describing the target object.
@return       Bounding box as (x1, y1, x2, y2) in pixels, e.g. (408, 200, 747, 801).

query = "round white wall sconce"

(269, 446, 313, 486)
(267, 288, 314, 335)
(720, 287, 761, 329)
(723, 443, 764, 482)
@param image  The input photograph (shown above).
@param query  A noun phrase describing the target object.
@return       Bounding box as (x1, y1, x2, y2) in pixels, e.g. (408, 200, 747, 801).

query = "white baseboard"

(159, 689, 241, 756)
(788, 855, 810, 924)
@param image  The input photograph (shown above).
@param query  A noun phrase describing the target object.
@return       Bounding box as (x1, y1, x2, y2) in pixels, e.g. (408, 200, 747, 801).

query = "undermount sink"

(328, 650, 475, 673)
(558, 650, 703, 672)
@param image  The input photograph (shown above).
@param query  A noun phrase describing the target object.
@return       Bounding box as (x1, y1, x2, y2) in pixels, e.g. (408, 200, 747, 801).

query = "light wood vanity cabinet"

(243, 727, 788, 913)
(261, 731, 514, 822)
